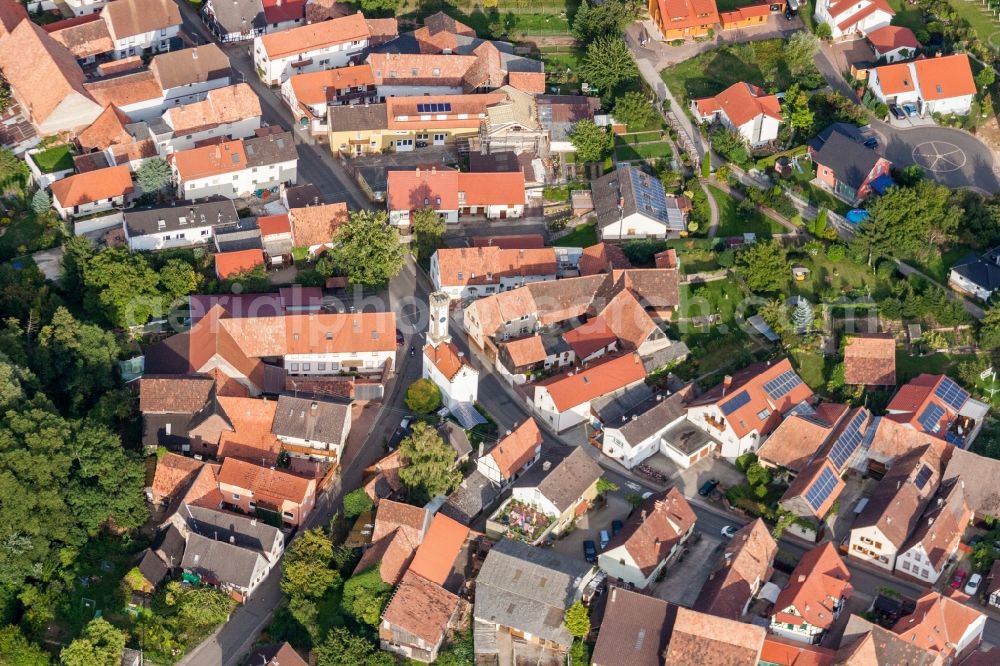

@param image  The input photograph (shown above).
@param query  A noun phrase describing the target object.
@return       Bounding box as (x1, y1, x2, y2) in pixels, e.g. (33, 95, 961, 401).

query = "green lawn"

(33, 144, 74, 173)
(554, 222, 599, 247)
(708, 185, 786, 236)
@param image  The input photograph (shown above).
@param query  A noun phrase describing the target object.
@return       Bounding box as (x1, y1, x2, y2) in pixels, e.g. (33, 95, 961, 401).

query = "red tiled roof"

(214, 249, 265, 279)
(535, 353, 647, 412)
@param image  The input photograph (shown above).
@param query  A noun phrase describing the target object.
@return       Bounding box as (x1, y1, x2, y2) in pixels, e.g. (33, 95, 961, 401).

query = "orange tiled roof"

(50, 164, 133, 208)
(217, 457, 313, 505)
(773, 542, 852, 631)
(488, 418, 542, 479)
(535, 353, 647, 412)
(260, 13, 369, 59)
(214, 249, 264, 279)
(407, 512, 468, 585)
(844, 334, 896, 386)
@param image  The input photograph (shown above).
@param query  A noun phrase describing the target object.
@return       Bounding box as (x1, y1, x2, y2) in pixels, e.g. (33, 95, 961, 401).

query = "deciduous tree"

(398, 421, 461, 504)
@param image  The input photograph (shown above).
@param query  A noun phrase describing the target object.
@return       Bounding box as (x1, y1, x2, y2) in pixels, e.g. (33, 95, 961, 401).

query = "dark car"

(611, 520, 623, 536)
(889, 103, 906, 120)
(583, 540, 597, 563)
(863, 137, 878, 148)
(698, 479, 719, 497)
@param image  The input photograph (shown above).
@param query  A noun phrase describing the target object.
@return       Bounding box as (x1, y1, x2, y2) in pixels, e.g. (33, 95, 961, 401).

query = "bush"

(404, 378, 442, 414)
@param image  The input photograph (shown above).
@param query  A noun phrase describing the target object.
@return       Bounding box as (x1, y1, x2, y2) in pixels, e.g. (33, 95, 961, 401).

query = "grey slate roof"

(811, 128, 882, 190)
(244, 131, 297, 167)
(327, 103, 389, 132)
(124, 196, 239, 236)
(271, 394, 350, 447)
(182, 531, 267, 590)
(181, 504, 280, 555)
(514, 447, 602, 513)
(475, 538, 592, 647)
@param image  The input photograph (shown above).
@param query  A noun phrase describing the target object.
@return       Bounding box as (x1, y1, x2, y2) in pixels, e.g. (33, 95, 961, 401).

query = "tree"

(158, 258, 199, 300)
(81, 248, 163, 327)
(35, 306, 120, 411)
(564, 600, 590, 638)
(572, 0, 634, 41)
(31, 189, 51, 214)
(792, 297, 813, 333)
(60, 618, 126, 666)
(579, 36, 638, 93)
(398, 421, 462, 503)
(612, 91, 655, 131)
(977, 67, 996, 89)
(405, 378, 442, 414)
(341, 565, 392, 627)
(815, 22, 832, 40)
(0, 625, 49, 666)
(735, 240, 790, 293)
(411, 207, 445, 262)
(343, 487, 374, 518)
(281, 529, 339, 600)
(784, 85, 814, 138)
(326, 210, 404, 287)
(568, 119, 611, 163)
(136, 157, 172, 193)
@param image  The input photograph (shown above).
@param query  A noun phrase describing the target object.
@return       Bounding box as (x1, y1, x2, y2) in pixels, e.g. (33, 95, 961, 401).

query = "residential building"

(692, 82, 782, 147)
(693, 518, 777, 621)
(892, 591, 985, 662)
(591, 588, 674, 666)
(476, 418, 543, 487)
(474, 539, 595, 659)
(422, 342, 479, 412)
(867, 25, 920, 62)
(868, 54, 977, 116)
(380, 570, 462, 663)
(202, 0, 265, 43)
(885, 373, 987, 447)
(49, 164, 133, 221)
(848, 444, 942, 571)
(599, 488, 697, 589)
(429, 245, 556, 300)
(100, 0, 181, 59)
(280, 64, 378, 136)
(590, 166, 688, 240)
(253, 13, 370, 86)
(809, 125, 891, 205)
(497, 447, 602, 538)
(171, 131, 298, 200)
(664, 607, 767, 664)
(154, 83, 262, 154)
(943, 447, 1000, 522)
(44, 14, 114, 64)
(815, 0, 893, 39)
(327, 92, 504, 155)
(0, 21, 103, 135)
(686, 358, 814, 461)
(844, 333, 896, 386)
(386, 168, 526, 227)
(270, 394, 351, 463)
(770, 543, 851, 645)
(949, 247, 1000, 301)
(124, 197, 240, 251)
(217, 456, 316, 526)
(894, 480, 970, 584)
(648, 0, 720, 41)
(150, 44, 233, 107)
(532, 353, 648, 433)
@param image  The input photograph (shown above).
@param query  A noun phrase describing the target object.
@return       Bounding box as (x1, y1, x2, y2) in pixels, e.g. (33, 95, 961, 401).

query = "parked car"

(611, 520, 623, 537)
(889, 104, 905, 120)
(966, 573, 983, 596)
(599, 530, 610, 550)
(721, 525, 738, 538)
(698, 479, 719, 497)
(863, 137, 878, 148)
(903, 103, 918, 117)
(583, 540, 597, 563)
(951, 570, 967, 589)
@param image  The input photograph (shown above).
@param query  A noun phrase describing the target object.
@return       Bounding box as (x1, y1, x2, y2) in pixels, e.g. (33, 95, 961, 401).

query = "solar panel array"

(720, 391, 750, 416)
(416, 102, 453, 113)
(627, 168, 683, 231)
(805, 467, 839, 512)
(934, 377, 969, 410)
(828, 410, 868, 469)
(913, 464, 933, 490)
(763, 370, 802, 400)
(918, 403, 946, 433)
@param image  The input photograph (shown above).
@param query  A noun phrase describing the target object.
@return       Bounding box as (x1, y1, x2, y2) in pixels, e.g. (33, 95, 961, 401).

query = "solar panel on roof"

(918, 403, 946, 433)
(763, 370, 803, 400)
(828, 410, 867, 469)
(913, 464, 933, 490)
(720, 390, 750, 416)
(934, 377, 968, 410)
(804, 467, 839, 512)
